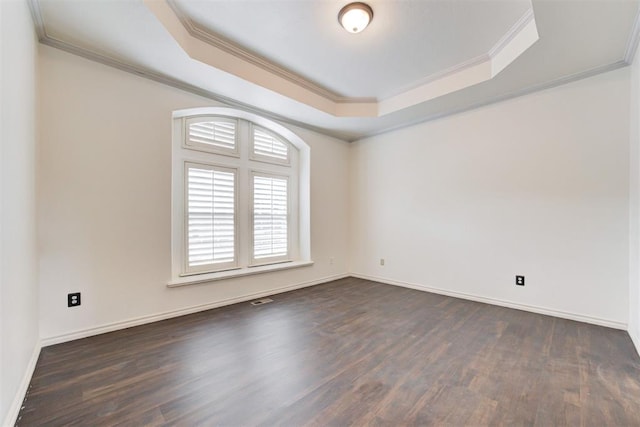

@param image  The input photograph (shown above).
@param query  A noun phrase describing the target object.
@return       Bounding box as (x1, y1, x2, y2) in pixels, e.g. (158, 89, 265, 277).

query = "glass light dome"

(338, 3, 373, 34)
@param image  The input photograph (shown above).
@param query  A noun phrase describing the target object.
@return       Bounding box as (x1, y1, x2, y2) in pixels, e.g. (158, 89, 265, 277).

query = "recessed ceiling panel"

(31, 0, 640, 140)
(173, 0, 533, 99)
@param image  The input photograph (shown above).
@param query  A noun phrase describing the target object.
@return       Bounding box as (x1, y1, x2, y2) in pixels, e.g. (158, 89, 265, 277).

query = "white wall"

(0, 0, 40, 424)
(38, 45, 350, 342)
(350, 68, 631, 327)
(630, 38, 640, 353)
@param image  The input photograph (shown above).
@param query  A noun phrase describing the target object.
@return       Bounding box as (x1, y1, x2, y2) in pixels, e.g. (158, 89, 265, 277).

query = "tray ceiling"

(31, 0, 640, 140)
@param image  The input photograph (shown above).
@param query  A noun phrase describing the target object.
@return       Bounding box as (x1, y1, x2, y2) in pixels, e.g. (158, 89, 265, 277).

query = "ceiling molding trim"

(378, 59, 493, 116)
(624, 7, 640, 64)
(22, 0, 631, 143)
(377, 8, 538, 116)
(144, 0, 378, 118)
(31, 0, 609, 143)
(27, 2, 350, 141)
(166, 0, 366, 104)
(27, 0, 46, 41)
(360, 60, 628, 143)
(378, 8, 535, 101)
(32, 20, 628, 145)
(146, 0, 538, 118)
(488, 8, 535, 59)
(170, 1, 534, 106)
(378, 54, 489, 100)
(489, 12, 539, 77)
(44, 42, 349, 141)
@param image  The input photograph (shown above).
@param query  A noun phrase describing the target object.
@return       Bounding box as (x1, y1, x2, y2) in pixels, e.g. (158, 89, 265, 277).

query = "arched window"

(170, 108, 311, 285)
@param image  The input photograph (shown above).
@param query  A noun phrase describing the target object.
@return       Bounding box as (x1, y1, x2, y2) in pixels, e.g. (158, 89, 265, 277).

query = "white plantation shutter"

(252, 126, 289, 163)
(253, 174, 288, 261)
(186, 117, 237, 154)
(175, 112, 302, 278)
(186, 163, 236, 272)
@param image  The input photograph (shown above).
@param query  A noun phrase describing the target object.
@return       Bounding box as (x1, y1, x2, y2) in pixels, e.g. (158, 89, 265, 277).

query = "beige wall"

(0, 0, 39, 424)
(350, 68, 631, 327)
(6, 15, 639, 419)
(37, 45, 350, 342)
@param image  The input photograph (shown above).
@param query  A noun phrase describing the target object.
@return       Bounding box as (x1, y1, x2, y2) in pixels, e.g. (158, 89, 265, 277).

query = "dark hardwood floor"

(17, 277, 640, 426)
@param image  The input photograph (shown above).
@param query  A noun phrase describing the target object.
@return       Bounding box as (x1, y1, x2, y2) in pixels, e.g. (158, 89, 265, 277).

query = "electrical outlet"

(515, 275, 525, 286)
(68, 292, 81, 307)
(380, 258, 385, 266)
(329, 257, 334, 265)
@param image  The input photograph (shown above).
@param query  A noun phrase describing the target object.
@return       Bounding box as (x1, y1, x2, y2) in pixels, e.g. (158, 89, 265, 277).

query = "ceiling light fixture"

(338, 2, 373, 34)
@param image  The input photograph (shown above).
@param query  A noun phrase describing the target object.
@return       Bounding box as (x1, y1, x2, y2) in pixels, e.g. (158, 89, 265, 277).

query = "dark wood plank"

(16, 277, 640, 426)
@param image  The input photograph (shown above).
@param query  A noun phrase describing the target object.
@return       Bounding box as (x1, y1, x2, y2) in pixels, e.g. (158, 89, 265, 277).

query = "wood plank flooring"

(17, 277, 640, 426)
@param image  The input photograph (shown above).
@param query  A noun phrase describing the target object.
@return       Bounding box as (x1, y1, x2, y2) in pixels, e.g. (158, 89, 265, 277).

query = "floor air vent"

(250, 298, 273, 306)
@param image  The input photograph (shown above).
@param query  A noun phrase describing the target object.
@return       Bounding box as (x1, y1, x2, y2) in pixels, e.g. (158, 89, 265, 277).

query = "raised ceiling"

(169, 0, 534, 98)
(176, 1, 530, 98)
(31, 0, 640, 140)
(145, 0, 538, 117)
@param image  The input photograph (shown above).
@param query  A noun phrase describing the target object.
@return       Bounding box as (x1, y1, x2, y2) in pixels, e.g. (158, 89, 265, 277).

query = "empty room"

(3, 0, 640, 425)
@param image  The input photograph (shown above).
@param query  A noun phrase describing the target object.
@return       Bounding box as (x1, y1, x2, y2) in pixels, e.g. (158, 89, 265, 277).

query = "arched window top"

(251, 124, 290, 164)
(173, 107, 309, 155)
(185, 116, 238, 155)
(170, 107, 311, 286)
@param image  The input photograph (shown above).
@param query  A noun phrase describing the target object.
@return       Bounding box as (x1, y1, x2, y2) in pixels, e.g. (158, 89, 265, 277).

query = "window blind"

(187, 119, 236, 151)
(253, 127, 289, 162)
(253, 175, 288, 259)
(187, 164, 235, 269)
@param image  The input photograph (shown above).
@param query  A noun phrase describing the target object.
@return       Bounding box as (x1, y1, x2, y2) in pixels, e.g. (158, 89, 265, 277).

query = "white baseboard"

(41, 273, 349, 347)
(351, 273, 627, 330)
(3, 341, 41, 427)
(10, 271, 634, 426)
(630, 328, 640, 358)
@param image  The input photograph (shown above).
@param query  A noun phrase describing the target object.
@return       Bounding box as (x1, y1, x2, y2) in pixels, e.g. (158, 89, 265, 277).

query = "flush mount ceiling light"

(338, 2, 373, 34)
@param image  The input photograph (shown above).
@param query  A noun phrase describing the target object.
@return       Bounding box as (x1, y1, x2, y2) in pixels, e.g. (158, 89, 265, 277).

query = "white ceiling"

(174, 0, 532, 98)
(32, 0, 640, 141)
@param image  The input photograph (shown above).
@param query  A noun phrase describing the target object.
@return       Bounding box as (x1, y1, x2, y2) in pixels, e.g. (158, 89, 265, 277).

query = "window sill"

(167, 260, 314, 288)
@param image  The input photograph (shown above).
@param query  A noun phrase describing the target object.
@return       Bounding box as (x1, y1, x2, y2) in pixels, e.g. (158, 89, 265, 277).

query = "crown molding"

(379, 54, 490, 101)
(377, 7, 537, 106)
(167, 0, 536, 109)
(377, 9, 538, 115)
(27, 0, 46, 39)
(489, 8, 535, 59)
(27, 1, 353, 140)
(145, 0, 539, 117)
(166, 0, 369, 104)
(143, 0, 379, 117)
(364, 60, 628, 142)
(624, 6, 640, 64)
(28, 0, 631, 142)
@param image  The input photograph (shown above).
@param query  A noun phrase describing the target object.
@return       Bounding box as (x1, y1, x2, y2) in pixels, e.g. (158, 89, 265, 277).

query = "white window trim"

(170, 107, 312, 286)
(167, 260, 315, 288)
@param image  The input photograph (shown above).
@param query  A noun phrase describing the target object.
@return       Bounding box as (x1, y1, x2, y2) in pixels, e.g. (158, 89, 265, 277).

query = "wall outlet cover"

(68, 292, 81, 307)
